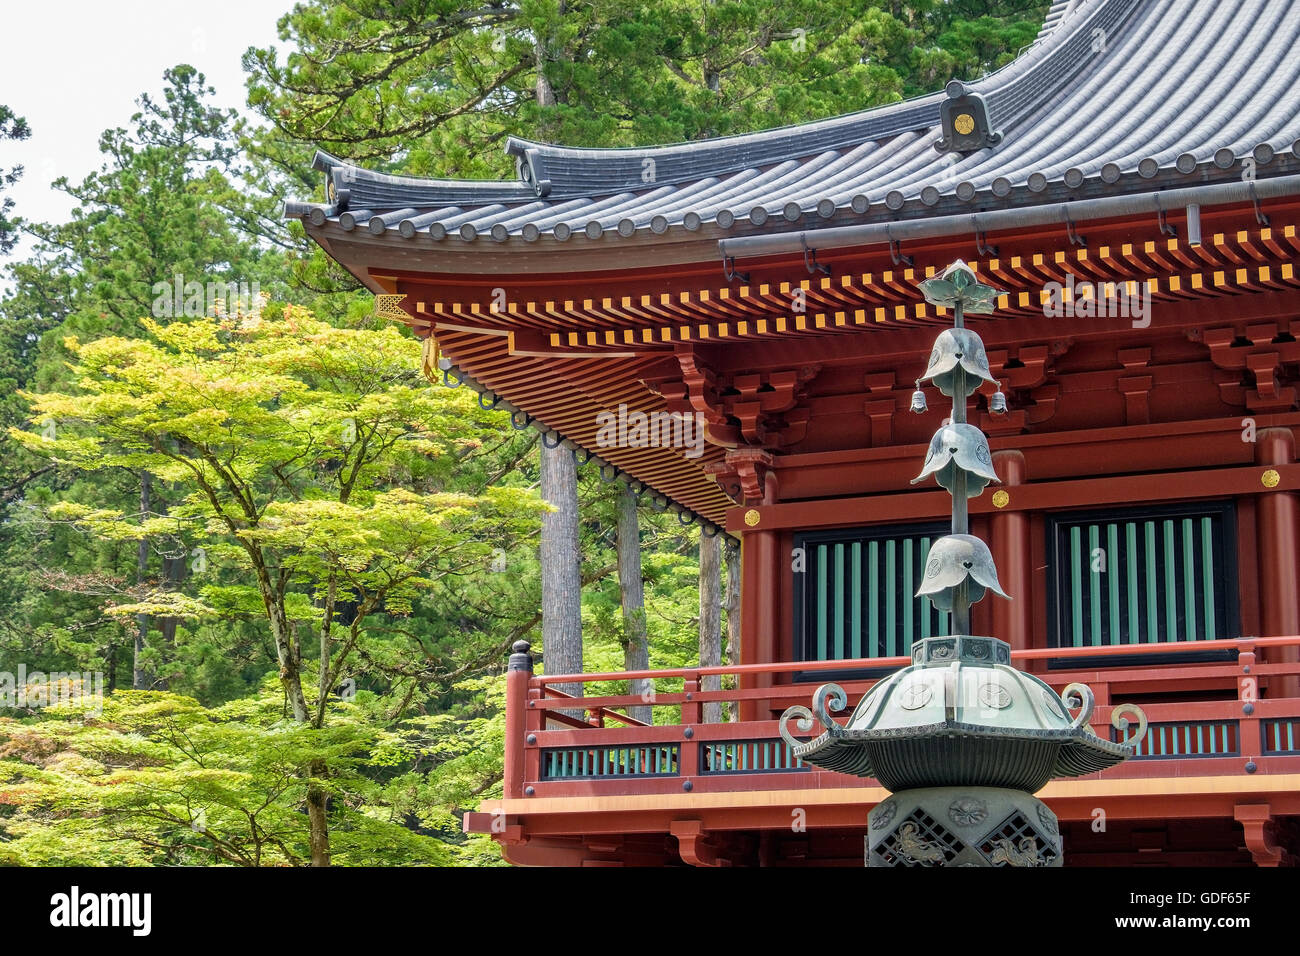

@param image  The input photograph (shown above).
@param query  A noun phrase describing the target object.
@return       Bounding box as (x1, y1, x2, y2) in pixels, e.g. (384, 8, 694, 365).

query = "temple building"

(288, 0, 1300, 865)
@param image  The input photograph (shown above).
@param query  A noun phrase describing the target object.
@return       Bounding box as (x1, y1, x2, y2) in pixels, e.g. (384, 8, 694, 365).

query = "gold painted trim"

(482, 773, 1300, 817)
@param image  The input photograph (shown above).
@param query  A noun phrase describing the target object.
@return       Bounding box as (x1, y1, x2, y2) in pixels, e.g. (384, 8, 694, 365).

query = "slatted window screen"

(541, 745, 679, 780)
(700, 739, 806, 774)
(1048, 502, 1237, 649)
(1263, 719, 1299, 755)
(794, 523, 949, 668)
(1120, 720, 1239, 759)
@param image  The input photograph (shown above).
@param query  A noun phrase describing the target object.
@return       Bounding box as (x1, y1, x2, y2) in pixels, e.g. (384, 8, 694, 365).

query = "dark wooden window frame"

(792, 520, 948, 682)
(1044, 499, 1239, 669)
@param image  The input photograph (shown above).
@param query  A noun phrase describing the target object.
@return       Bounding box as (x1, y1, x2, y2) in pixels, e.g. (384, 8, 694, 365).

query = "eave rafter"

(379, 224, 1300, 360)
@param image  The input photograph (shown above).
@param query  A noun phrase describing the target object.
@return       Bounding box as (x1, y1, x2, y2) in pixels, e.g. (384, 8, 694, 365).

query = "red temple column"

(738, 525, 779, 722)
(1256, 428, 1299, 698)
(991, 450, 1031, 653)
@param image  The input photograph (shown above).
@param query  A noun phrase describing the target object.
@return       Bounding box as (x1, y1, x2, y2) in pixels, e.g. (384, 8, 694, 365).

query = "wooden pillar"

(991, 450, 1032, 652)
(1256, 428, 1299, 697)
(738, 526, 779, 721)
(504, 640, 533, 800)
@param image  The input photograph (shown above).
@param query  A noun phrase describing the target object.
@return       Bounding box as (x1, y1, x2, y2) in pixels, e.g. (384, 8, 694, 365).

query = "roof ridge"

(506, 0, 1135, 196)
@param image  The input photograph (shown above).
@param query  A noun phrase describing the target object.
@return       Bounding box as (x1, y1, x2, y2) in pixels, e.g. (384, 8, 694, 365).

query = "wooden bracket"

(671, 820, 729, 867)
(668, 354, 821, 450)
(1235, 804, 1286, 866)
(1203, 321, 1300, 412)
(704, 447, 775, 505)
(978, 342, 1066, 434)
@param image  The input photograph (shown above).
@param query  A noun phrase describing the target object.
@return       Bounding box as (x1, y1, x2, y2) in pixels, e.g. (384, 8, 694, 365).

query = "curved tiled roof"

(290, 0, 1300, 250)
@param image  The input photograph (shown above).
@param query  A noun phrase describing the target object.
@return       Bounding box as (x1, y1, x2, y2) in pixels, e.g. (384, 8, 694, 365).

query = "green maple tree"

(10, 305, 545, 863)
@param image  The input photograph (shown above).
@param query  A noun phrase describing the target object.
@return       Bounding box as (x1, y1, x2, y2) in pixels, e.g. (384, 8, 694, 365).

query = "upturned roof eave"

(302, 158, 1300, 279)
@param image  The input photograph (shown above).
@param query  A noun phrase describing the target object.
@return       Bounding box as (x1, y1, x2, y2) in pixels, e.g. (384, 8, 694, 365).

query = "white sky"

(0, 0, 288, 271)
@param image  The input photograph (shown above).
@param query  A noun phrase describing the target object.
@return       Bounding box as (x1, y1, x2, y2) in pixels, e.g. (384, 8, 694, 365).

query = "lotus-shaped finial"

(917, 259, 1005, 314)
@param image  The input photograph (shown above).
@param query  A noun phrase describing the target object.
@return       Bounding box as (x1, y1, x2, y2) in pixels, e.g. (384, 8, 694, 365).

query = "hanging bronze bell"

(910, 381, 928, 414)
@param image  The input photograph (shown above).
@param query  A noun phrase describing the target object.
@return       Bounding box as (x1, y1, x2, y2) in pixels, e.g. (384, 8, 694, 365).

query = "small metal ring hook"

(722, 254, 750, 284)
(802, 237, 831, 277)
(886, 225, 913, 266)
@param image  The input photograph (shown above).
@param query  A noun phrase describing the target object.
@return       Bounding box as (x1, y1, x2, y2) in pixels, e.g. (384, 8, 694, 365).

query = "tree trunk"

(724, 539, 741, 721)
(540, 442, 583, 704)
(252, 560, 310, 723)
(155, 519, 184, 691)
(535, 38, 557, 108)
(133, 471, 151, 689)
(250, 555, 325, 863)
(306, 758, 331, 867)
(699, 531, 723, 723)
(616, 485, 651, 723)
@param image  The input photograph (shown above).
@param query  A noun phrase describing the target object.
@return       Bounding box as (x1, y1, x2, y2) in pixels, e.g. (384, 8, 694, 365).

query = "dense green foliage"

(0, 105, 29, 256)
(0, 1, 1047, 865)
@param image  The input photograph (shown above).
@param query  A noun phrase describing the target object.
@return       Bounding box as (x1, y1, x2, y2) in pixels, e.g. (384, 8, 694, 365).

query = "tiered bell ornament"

(912, 424, 999, 497)
(915, 534, 1010, 610)
(920, 328, 999, 397)
(780, 257, 1145, 868)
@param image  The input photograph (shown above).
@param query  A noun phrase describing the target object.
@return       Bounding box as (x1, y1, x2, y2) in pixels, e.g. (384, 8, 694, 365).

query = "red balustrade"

(504, 637, 1300, 800)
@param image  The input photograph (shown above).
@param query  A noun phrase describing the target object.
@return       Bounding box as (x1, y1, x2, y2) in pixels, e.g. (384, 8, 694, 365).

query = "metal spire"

(914, 260, 1009, 634)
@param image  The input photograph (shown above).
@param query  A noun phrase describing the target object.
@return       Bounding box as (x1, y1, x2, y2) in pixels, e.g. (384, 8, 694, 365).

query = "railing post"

(1238, 643, 1263, 769)
(680, 671, 702, 786)
(682, 671, 702, 725)
(505, 640, 533, 800)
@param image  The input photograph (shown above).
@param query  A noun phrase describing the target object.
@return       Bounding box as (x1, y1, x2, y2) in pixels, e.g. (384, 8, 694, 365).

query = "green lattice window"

(1047, 502, 1238, 652)
(793, 522, 949, 675)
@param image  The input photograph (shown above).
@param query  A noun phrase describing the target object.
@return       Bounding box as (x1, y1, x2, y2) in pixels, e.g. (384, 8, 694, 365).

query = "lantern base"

(866, 786, 1062, 867)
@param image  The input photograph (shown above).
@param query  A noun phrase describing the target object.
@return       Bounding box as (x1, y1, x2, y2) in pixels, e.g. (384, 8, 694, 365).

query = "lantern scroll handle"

(812, 683, 847, 729)
(1111, 703, 1148, 748)
(1060, 682, 1096, 731)
(780, 683, 848, 748)
(779, 706, 816, 749)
